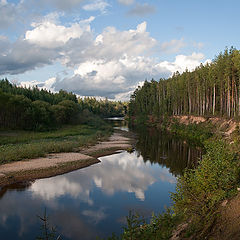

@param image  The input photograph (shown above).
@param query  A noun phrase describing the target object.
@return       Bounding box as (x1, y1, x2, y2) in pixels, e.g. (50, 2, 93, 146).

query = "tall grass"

(0, 125, 109, 145)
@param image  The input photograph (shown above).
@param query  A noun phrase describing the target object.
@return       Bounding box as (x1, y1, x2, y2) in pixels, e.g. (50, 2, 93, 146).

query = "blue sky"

(0, 0, 240, 100)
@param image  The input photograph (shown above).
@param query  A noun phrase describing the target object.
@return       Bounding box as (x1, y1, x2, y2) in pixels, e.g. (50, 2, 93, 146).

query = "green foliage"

(0, 80, 80, 130)
(132, 114, 148, 126)
(0, 79, 126, 131)
(50, 105, 67, 126)
(32, 100, 53, 130)
(172, 139, 239, 237)
(0, 79, 77, 104)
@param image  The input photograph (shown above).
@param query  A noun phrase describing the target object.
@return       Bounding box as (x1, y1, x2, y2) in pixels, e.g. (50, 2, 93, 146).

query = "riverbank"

(0, 129, 135, 187)
(169, 116, 240, 240)
(157, 116, 240, 239)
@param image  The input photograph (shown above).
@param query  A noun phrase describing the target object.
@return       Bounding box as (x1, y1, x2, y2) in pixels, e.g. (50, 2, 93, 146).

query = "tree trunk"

(227, 76, 231, 117)
(213, 84, 216, 115)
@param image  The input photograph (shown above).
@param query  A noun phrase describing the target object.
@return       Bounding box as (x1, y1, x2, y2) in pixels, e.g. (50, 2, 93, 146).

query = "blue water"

(0, 124, 200, 240)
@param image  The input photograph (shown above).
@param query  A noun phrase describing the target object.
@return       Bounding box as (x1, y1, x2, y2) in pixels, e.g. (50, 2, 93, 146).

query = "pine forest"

(129, 47, 240, 119)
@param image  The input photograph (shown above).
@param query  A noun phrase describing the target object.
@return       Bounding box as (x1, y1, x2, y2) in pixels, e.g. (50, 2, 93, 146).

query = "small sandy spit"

(0, 131, 134, 186)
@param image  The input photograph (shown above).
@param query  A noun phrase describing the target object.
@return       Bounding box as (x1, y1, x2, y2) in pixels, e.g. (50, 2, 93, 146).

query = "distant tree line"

(0, 79, 126, 130)
(79, 97, 127, 118)
(129, 47, 240, 119)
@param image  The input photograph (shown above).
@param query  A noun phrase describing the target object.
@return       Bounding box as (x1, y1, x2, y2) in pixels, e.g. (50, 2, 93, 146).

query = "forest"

(129, 47, 240, 119)
(0, 79, 126, 131)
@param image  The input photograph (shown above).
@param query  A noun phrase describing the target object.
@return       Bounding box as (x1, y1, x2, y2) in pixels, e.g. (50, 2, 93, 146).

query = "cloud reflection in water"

(0, 150, 176, 240)
(29, 151, 175, 202)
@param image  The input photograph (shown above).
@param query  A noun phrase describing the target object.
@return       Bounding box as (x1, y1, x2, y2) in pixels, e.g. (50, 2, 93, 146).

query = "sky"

(0, 0, 240, 101)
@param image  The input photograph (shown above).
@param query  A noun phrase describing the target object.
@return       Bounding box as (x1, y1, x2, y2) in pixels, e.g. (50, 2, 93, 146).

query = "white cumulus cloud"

(83, 22, 156, 61)
(53, 55, 171, 99)
(25, 16, 95, 48)
(158, 52, 210, 74)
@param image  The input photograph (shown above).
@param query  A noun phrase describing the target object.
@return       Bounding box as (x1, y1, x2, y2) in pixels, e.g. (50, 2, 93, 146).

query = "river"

(0, 120, 201, 240)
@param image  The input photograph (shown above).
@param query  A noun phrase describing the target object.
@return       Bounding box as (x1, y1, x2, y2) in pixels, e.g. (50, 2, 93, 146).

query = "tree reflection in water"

(134, 127, 202, 176)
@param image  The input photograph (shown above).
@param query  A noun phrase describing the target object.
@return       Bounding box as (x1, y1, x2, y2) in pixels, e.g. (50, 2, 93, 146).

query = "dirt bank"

(207, 193, 240, 240)
(0, 130, 135, 187)
(173, 115, 239, 136)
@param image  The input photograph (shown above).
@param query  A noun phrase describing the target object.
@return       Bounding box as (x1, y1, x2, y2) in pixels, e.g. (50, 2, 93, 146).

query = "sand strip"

(0, 131, 134, 186)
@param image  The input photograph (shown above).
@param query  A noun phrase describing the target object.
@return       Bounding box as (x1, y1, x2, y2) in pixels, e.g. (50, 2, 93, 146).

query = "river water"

(0, 120, 201, 240)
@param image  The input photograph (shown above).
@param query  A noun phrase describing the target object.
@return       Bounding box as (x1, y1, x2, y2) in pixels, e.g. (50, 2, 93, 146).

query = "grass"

(0, 123, 112, 164)
(0, 124, 108, 145)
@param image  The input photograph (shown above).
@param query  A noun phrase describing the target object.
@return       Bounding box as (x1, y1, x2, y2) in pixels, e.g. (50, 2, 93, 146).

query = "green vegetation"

(172, 139, 239, 238)
(0, 124, 102, 145)
(129, 47, 240, 120)
(79, 97, 127, 118)
(169, 120, 213, 145)
(0, 79, 126, 131)
(0, 79, 127, 164)
(0, 122, 112, 164)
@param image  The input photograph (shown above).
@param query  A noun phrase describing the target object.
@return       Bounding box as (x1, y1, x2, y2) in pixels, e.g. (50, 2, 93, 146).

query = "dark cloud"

(61, 31, 94, 67)
(52, 74, 128, 99)
(117, 0, 134, 5)
(0, 39, 60, 75)
(127, 3, 156, 17)
(0, 1, 22, 29)
(35, 0, 86, 11)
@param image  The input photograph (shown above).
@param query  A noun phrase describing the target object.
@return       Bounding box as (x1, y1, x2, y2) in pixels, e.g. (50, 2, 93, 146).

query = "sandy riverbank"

(0, 130, 135, 187)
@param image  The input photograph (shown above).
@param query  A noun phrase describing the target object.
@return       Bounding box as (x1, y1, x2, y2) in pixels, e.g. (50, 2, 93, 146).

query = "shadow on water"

(0, 181, 33, 199)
